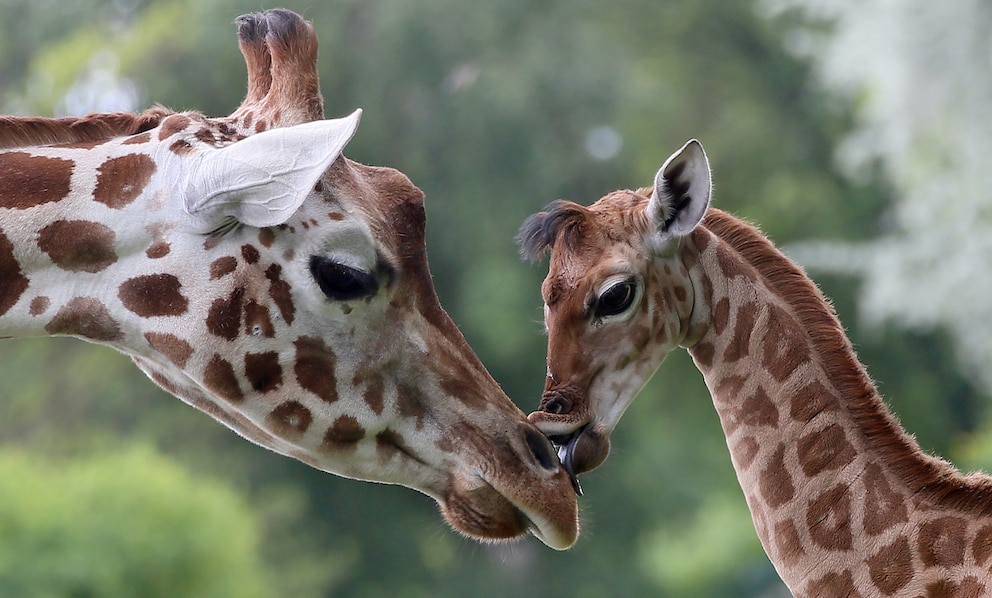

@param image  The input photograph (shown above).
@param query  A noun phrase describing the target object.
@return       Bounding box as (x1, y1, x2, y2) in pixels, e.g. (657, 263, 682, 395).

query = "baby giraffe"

(519, 139, 992, 594)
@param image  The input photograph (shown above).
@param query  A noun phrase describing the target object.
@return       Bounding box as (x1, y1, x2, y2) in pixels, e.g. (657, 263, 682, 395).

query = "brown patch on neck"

(0, 230, 29, 317)
(699, 208, 992, 515)
(0, 107, 172, 150)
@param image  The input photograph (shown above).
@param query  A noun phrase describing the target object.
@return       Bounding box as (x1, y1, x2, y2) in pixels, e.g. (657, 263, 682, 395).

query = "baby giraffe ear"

(184, 109, 362, 230)
(647, 139, 711, 240)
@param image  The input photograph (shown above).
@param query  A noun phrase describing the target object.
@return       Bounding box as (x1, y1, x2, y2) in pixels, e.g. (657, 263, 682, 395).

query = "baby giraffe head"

(517, 140, 712, 490)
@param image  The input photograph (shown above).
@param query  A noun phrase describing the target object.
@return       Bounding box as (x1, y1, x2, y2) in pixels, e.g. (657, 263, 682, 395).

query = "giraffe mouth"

(440, 477, 577, 550)
(549, 423, 611, 495)
(550, 428, 587, 496)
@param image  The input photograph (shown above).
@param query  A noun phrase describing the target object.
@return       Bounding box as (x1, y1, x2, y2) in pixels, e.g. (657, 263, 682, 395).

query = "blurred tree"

(0, 0, 984, 596)
(0, 446, 275, 597)
(769, 0, 992, 393)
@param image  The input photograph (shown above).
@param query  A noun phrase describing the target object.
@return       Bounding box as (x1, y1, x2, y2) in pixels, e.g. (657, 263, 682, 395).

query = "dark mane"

(516, 200, 592, 262)
(701, 207, 992, 516)
(0, 107, 174, 150)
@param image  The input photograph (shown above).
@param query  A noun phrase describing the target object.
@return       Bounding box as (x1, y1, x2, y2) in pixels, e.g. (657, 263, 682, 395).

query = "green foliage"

(0, 445, 274, 598)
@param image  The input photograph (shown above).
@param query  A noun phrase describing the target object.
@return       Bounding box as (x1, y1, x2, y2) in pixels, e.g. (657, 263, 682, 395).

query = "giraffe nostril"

(524, 426, 560, 473)
(542, 395, 572, 415)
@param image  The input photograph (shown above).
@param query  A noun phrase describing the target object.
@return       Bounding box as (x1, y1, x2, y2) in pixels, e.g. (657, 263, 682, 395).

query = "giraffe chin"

(440, 476, 578, 550)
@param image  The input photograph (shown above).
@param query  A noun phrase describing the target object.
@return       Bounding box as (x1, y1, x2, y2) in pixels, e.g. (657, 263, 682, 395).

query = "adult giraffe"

(0, 9, 578, 549)
(519, 139, 992, 591)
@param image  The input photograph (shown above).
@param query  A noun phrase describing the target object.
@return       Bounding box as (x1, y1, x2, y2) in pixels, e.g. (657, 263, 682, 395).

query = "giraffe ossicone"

(521, 139, 992, 591)
(0, 8, 578, 550)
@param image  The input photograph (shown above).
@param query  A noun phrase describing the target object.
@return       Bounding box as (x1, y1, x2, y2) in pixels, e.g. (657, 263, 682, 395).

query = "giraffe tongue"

(557, 434, 584, 497)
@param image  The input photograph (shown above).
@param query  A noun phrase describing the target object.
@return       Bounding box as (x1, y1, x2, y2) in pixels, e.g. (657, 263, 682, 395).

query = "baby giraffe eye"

(310, 256, 378, 301)
(594, 278, 637, 318)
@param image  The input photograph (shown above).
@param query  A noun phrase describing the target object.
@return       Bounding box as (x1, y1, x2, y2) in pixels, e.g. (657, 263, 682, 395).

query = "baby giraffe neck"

(682, 209, 992, 597)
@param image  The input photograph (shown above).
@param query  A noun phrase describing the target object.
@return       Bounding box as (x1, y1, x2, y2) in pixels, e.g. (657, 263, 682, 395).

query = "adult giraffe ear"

(184, 109, 362, 229)
(647, 139, 711, 241)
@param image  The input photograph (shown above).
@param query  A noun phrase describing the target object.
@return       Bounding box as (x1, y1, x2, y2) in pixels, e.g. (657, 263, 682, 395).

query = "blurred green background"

(1, 1, 990, 596)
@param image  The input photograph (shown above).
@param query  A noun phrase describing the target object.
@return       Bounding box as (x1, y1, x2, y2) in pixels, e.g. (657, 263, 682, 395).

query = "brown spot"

(918, 516, 967, 568)
(169, 139, 193, 155)
(158, 114, 190, 140)
(722, 302, 757, 362)
(924, 577, 985, 598)
(266, 401, 312, 440)
(328, 211, 345, 221)
(972, 525, 992, 566)
(796, 423, 856, 477)
(397, 382, 428, 430)
(265, 263, 295, 325)
(322, 415, 366, 449)
(806, 483, 852, 550)
(195, 128, 216, 144)
(207, 287, 245, 341)
(867, 535, 913, 595)
(29, 296, 50, 316)
(37, 220, 117, 273)
(758, 444, 794, 508)
(714, 374, 748, 400)
(144, 332, 193, 368)
(789, 379, 840, 423)
(209, 256, 238, 280)
(202, 235, 221, 251)
(0, 229, 29, 316)
(45, 297, 121, 341)
(119, 273, 188, 317)
(93, 154, 156, 209)
(735, 385, 779, 430)
(716, 242, 745, 279)
(732, 436, 760, 470)
(862, 462, 908, 535)
(204, 355, 243, 402)
(690, 341, 714, 368)
(146, 241, 170, 259)
(773, 519, 806, 567)
(122, 131, 152, 145)
(241, 244, 260, 264)
(245, 351, 282, 393)
(294, 336, 337, 402)
(804, 571, 861, 598)
(762, 304, 808, 381)
(244, 300, 274, 337)
(363, 375, 385, 415)
(258, 227, 275, 247)
(0, 152, 73, 209)
(712, 297, 730, 335)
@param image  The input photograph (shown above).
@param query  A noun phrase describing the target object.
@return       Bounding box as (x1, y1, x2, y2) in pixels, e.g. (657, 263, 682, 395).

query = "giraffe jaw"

(439, 472, 579, 550)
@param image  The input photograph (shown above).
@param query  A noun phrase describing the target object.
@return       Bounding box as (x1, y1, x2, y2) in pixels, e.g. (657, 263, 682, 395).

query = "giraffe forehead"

(544, 236, 645, 308)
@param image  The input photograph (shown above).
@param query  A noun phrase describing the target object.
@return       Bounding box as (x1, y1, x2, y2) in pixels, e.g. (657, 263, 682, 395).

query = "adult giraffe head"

(0, 9, 577, 549)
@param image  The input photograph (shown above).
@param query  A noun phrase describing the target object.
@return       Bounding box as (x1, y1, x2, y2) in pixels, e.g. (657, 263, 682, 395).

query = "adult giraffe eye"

(595, 279, 637, 318)
(309, 256, 378, 301)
